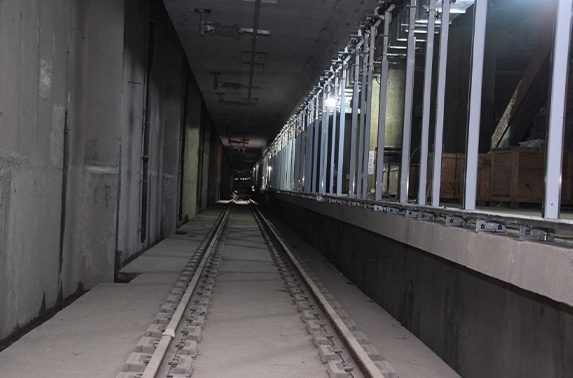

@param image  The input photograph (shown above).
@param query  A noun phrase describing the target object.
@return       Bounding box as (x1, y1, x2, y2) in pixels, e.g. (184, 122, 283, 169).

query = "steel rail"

(252, 203, 386, 378)
(140, 205, 230, 378)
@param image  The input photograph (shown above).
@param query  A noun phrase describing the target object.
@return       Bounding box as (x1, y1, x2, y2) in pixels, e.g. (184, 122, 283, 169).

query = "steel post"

(375, 11, 391, 201)
(464, 0, 488, 210)
(544, 0, 573, 218)
(399, 0, 417, 203)
(431, 0, 451, 207)
(337, 65, 348, 196)
(417, 0, 436, 205)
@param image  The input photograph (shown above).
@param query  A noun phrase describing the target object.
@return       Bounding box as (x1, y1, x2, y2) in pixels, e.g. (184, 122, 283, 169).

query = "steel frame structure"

(253, 0, 573, 229)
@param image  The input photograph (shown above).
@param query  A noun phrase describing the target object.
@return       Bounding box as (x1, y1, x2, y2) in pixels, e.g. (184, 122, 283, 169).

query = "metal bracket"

(476, 219, 506, 234)
(405, 210, 418, 218)
(316, 195, 324, 202)
(417, 212, 436, 221)
(519, 226, 555, 242)
(445, 215, 466, 227)
(373, 205, 385, 212)
(386, 207, 400, 215)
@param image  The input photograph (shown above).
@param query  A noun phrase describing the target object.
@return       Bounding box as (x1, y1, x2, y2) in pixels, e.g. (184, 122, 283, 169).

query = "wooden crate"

(478, 154, 492, 205)
(428, 153, 465, 200)
(491, 147, 573, 207)
(427, 153, 491, 204)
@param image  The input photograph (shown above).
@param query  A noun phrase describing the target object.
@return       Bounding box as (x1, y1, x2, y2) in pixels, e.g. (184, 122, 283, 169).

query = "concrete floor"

(0, 205, 459, 377)
(0, 208, 223, 378)
(192, 206, 327, 377)
(265, 209, 460, 378)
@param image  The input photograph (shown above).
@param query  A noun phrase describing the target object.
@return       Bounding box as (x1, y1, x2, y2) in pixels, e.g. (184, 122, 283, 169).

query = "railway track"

(116, 202, 396, 378)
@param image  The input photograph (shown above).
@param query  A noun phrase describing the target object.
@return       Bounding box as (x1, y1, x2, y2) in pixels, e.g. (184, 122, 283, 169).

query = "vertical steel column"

(312, 95, 320, 193)
(273, 150, 277, 188)
(464, 0, 488, 210)
(263, 158, 268, 189)
(289, 119, 298, 191)
(320, 87, 329, 194)
(290, 132, 294, 190)
(286, 132, 290, 190)
(357, 34, 369, 198)
(283, 135, 288, 190)
(264, 156, 268, 189)
(275, 145, 278, 189)
(296, 113, 304, 191)
(284, 135, 288, 189)
(275, 144, 279, 189)
(375, 11, 391, 201)
(301, 112, 306, 191)
(272, 151, 277, 188)
(298, 109, 307, 192)
(362, 24, 378, 198)
(431, 0, 451, 207)
(276, 149, 279, 189)
(349, 46, 362, 197)
(289, 127, 297, 191)
(305, 106, 313, 193)
(271, 153, 274, 188)
(329, 75, 339, 194)
(284, 137, 288, 190)
(282, 138, 286, 190)
(337, 63, 348, 196)
(281, 135, 285, 190)
(293, 125, 298, 190)
(399, 0, 417, 203)
(276, 141, 281, 189)
(293, 120, 299, 191)
(544, 0, 573, 218)
(272, 146, 276, 189)
(288, 135, 291, 190)
(417, 0, 436, 205)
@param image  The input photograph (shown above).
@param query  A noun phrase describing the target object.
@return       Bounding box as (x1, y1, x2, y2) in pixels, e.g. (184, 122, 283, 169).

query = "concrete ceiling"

(162, 0, 380, 172)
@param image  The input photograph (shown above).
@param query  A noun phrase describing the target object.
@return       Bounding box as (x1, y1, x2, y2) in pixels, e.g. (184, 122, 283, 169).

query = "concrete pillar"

(208, 137, 223, 204)
(181, 79, 202, 219)
(65, 0, 125, 289)
(159, 19, 185, 238)
(199, 116, 211, 210)
(116, 0, 150, 261)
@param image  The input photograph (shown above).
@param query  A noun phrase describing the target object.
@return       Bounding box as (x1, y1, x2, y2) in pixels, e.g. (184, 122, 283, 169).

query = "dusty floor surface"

(264, 207, 460, 378)
(0, 203, 458, 378)
(0, 208, 223, 378)
(192, 205, 327, 377)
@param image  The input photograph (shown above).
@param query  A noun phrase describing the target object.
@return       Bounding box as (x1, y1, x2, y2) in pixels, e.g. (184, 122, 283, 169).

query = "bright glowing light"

(326, 97, 337, 108)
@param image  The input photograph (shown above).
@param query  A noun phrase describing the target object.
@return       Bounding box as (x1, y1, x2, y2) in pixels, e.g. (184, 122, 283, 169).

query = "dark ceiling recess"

(162, 0, 381, 170)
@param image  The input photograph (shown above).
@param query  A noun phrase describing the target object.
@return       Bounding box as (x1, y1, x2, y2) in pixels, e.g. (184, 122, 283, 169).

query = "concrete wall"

(116, 0, 187, 263)
(0, 0, 125, 339)
(180, 79, 203, 220)
(0, 0, 227, 340)
(266, 194, 573, 378)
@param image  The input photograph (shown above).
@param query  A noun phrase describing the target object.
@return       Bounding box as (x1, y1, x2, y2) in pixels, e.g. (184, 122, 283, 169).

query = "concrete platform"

(0, 208, 223, 378)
